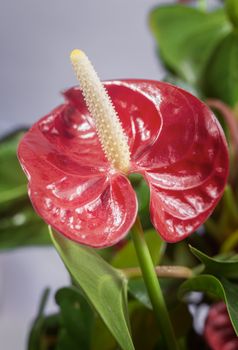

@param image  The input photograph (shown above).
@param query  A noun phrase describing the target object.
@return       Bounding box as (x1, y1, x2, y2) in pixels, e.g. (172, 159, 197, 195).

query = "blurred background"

(0, 0, 226, 349)
(0, 1, 167, 349)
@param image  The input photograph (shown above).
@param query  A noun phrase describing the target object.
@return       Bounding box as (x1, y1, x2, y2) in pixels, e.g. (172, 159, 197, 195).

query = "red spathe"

(18, 80, 229, 247)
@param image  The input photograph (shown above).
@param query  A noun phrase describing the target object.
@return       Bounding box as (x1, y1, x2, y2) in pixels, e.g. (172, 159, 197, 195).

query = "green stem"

(131, 216, 179, 350)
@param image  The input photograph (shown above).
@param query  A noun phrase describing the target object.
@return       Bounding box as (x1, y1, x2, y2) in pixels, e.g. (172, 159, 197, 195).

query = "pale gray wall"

(0, 0, 171, 134)
(0, 1, 220, 349)
(0, 1, 168, 349)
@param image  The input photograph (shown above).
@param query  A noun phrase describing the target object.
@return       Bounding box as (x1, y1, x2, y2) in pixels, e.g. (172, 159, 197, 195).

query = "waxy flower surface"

(18, 53, 229, 248)
(204, 302, 238, 350)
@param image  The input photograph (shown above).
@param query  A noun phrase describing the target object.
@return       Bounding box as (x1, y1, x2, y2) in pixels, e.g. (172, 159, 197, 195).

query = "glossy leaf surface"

(50, 227, 135, 350)
(204, 31, 238, 106)
(190, 245, 238, 279)
(179, 275, 238, 335)
(149, 6, 231, 85)
(18, 80, 229, 245)
(111, 229, 164, 269)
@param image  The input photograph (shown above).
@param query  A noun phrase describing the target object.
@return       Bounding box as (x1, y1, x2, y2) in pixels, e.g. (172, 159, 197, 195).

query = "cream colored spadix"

(70, 49, 131, 173)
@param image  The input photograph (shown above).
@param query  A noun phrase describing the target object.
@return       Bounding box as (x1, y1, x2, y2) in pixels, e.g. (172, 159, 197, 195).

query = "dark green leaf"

(128, 301, 159, 350)
(204, 31, 238, 106)
(128, 277, 183, 311)
(56, 329, 79, 350)
(178, 275, 238, 335)
(50, 227, 135, 350)
(56, 287, 93, 350)
(27, 288, 52, 350)
(149, 5, 231, 85)
(0, 206, 50, 249)
(190, 245, 238, 279)
(128, 278, 151, 309)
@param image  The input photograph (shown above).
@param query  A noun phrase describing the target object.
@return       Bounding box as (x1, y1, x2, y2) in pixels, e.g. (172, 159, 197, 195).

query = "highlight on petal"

(28, 174, 137, 248)
(116, 80, 197, 170)
(18, 79, 229, 246)
(19, 103, 109, 178)
(144, 86, 229, 242)
(64, 82, 162, 167)
(18, 100, 138, 247)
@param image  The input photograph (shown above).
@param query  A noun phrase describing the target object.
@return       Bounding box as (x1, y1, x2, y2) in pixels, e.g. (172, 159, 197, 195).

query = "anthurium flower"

(18, 50, 229, 248)
(204, 302, 238, 350)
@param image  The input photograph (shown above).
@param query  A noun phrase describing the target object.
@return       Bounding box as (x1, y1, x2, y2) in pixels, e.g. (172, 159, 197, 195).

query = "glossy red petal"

(18, 100, 138, 247)
(149, 166, 225, 242)
(28, 173, 137, 248)
(145, 88, 229, 241)
(20, 103, 109, 177)
(64, 82, 162, 165)
(117, 80, 198, 170)
(18, 79, 229, 246)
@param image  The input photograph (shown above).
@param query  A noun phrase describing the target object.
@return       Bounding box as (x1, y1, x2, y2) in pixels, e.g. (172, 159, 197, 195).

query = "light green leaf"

(50, 227, 135, 350)
(226, 0, 238, 28)
(111, 229, 165, 269)
(178, 275, 238, 335)
(149, 5, 231, 85)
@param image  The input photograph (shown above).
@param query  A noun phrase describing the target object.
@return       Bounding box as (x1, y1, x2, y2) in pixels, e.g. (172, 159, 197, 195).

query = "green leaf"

(178, 275, 238, 335)
(128, 301, 159, 350)
(111, 229, 165, 269)
(50, 227, 135, 350)
(56, 329, 79, 350)
(28, 288, 52, 350)
(55, 287, 94, 350)
(0, 130, 28, 207)
(91, 316, 118, 350)
(0, 129, 51, 249)
(149, 5, 231, 85)
(204, 31, 238, 106)
(190, 245, 238, 279)
(0, 207, 50, 249)
(128, 278, 151, 309)
(128, 278, 183, 311)
(135, 178, 151, 229)
(226, 0, 238, 28)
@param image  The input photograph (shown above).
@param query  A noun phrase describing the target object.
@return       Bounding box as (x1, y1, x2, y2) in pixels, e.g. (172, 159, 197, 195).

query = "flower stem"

(131, 216, 179, 350)
(123, 265, 193, 279)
